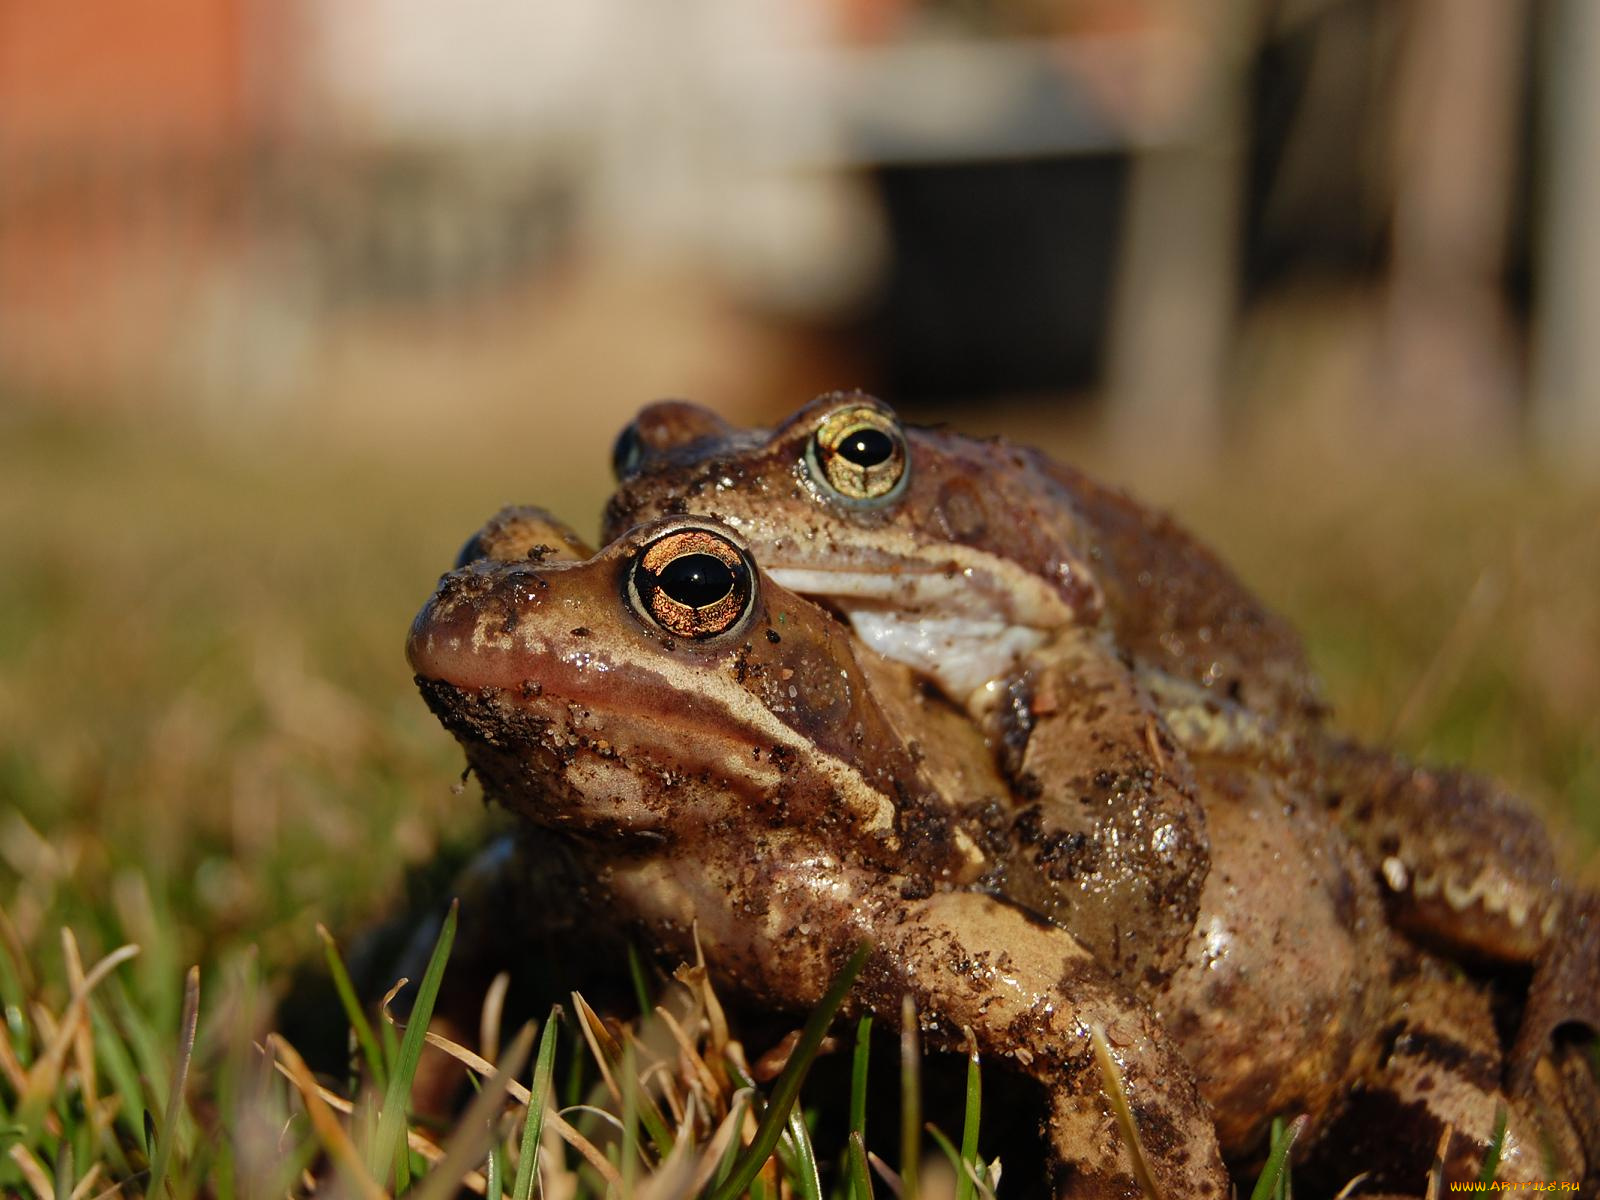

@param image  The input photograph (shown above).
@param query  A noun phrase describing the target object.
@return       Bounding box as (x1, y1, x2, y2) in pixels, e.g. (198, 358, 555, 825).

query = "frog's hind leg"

(1302, 961, 1589, 1194)
(1318, 745, 1560, 966)
(1508, 887, 1600, 1095)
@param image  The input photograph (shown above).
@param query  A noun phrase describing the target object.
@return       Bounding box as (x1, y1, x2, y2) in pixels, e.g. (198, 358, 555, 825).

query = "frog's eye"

(611, 421, 645, 480)
(806, 404, 909, 506)
(628, 528, 755, 640)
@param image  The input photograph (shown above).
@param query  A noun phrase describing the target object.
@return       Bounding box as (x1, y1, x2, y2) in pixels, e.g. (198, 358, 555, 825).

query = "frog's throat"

(764, 567, 1060, 705)
(842, 609, 1048, 708)
(764, 563, 1075, 628)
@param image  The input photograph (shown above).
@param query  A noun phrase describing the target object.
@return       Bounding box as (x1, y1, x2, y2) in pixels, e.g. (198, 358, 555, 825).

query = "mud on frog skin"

(604, 392, 1600, 1077)
(408, 512, 1234, 1199)
(612, 397, 1223, 988)
(415, 508, 1596, 1195)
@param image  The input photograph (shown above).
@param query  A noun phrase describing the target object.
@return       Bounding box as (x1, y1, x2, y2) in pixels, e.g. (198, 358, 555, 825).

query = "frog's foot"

(1508, 888, 1600, 1095)
(1302, 963, 1590, 1194)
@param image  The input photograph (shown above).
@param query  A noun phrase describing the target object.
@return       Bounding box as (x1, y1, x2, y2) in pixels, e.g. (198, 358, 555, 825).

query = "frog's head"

(410, 512, 978, 874)
(604, 393, 1103, 706)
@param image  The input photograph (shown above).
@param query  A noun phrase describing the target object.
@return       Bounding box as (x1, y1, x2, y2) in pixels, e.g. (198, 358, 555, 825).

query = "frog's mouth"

(765, 566, 1053, 707)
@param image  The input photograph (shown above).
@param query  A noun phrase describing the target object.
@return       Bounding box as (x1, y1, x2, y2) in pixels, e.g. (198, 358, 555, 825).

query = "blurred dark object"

(869, 155, 1126, 403)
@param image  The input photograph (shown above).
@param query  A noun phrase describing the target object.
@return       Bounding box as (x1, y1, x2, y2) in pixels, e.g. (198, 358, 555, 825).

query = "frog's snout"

(406, 563, 548, 692)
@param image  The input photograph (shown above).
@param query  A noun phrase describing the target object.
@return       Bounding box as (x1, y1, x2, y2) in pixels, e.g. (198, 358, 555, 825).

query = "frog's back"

(1034, 452, 1325, 722)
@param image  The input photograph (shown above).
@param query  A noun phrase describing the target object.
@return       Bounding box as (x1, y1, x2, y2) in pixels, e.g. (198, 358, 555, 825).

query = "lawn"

(1, 409, 1594, 1196)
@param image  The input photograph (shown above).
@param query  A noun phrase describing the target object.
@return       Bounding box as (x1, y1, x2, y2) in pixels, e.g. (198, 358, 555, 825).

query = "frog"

(611, 397, 1218, 988)
(409, 512, 1234, 1198)
(415, 509, 1596, 1193)
(602, 392, 1600, 1075)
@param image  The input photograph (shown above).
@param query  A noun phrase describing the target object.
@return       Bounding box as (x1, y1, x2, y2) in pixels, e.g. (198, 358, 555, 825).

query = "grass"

(0, 410, 1596, 1195)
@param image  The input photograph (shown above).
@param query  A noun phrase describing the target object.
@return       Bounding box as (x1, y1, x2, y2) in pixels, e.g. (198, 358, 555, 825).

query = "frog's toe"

(1508, 888, 1600, 1095)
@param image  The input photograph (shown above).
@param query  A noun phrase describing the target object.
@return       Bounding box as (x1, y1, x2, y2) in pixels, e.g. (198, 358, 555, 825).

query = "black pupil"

(837, 426, 894, 468)
(654, 553, 735, 607)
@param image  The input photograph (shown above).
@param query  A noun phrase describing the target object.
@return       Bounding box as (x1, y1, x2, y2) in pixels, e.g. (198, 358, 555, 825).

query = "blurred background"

(2, 0, 1597, 1007)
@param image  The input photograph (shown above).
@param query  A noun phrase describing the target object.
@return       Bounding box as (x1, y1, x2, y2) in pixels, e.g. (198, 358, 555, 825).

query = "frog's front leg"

(610, 846, 1230, 1200)
(989, 630, 1209, 985)
(871, 890, 1230, 1200)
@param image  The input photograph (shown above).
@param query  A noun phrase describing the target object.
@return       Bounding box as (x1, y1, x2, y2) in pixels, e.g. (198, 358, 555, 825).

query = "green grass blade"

(87, 996, 142, 1169)
(394, 1130, 412, 1193)
(848, 1016, 872, 1149)
(486, 1141, 505, 1198)
(626, 943, 653, 1017)
(318, 925, 386, 1091)
(899, 995, 920, 1200)
(512, 1007, 562, 1200)
(848, 1131, 874, 1200)
(622, 1038, 639, 1194)
(781, 1105, 821, 1200)
(407, 1022, 534, 1200)
(1477, 1104, 1508, 1183)
(956, 1039, 980, 1200)
(710, 1094, 748, 1191)
(1248, 1114, 1307, 1200)
(53, 1139, 72, 1200)
(368, 899, 457, 1185)
(707, 942, 870, 1200)
(146, 965, 200, 1200)
(563, 1025, 586, 1111)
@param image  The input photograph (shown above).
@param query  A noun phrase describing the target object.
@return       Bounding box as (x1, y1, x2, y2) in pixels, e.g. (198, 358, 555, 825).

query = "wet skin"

(415, 509, 1595, 1193)
(612, 398, 1217, 986)
(604, 394, 1600, 1073)
(409, 514, 1232, 1199)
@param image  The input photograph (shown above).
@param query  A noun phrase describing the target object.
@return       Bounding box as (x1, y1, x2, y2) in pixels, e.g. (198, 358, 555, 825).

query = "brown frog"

(415, 508, 1595, 1194)
(611, 397, 1218, 988)
(409, 513, 1233, 1198)
(604, 393, 1600, 1075)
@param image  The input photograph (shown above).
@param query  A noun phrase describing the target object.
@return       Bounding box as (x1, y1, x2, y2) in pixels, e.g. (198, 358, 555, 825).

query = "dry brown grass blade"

(60, 929, 101, 1134)
(1089, 1023, 1161, 1200)
(1424, 1123, 1453, 1200)
(379, 976, 408, 1016)
(571, 991, 624, 1106)
(869, 1149, 904, 1196)
(268, 1033, 387, 1200)
(0, 1008, 28, 1090)
(417, 1027, 531, 1105)
(265, 1053, 488, 1194)
(480, 970, 510, 1064)
(1390, 569, 1503, 740)
(7, 1142, 53, 1198)
(405, 1021, 534, 1200)
(20, 942, 139, 1109)
(684, 1088, 754, 1197)
(656, 1004, 725, 1118)
(397, 1020, 623, 1191)
(633, 1097, 700, 1200)
(66, 1161, 104, 1200)
(545, 1107, 627, 1190)
(0, 900, 36, 992)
